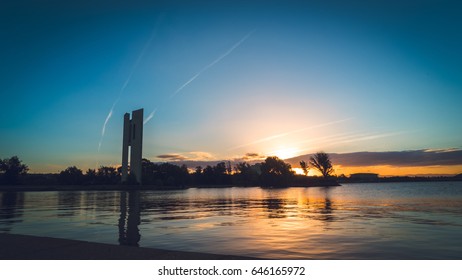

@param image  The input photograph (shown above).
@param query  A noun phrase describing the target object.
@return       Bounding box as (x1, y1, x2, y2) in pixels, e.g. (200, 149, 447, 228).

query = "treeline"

(1, 155, 339, 188)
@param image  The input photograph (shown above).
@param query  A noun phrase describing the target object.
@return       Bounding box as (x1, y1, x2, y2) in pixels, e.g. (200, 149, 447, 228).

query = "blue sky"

(1, 0, 461, 174)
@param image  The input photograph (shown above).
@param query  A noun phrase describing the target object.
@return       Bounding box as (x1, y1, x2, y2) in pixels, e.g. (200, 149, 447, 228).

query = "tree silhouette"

(0, 156, 29, 185)
(58, 166, 84, 185)
(192, 166, 203, 184)
(226, 161, 232, 175)
(309, 152, 334, 179)
(96, 166, 120, 184)
(260, 156, 294, 187)
(233, 162, 260, 186)
(84, 169, 97, 185)
(141, 158, 189, 186)
(299, 160, 309, 176)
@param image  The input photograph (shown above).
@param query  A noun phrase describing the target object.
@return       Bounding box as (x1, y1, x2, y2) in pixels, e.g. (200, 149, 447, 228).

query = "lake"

(1, 182, 462, 259)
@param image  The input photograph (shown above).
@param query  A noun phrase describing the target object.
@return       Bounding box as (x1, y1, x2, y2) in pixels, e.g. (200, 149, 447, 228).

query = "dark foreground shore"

(0, 233, 257, 260)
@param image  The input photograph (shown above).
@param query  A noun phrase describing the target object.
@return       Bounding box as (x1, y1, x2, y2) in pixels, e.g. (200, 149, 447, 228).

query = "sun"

(271, 147, 300, 160)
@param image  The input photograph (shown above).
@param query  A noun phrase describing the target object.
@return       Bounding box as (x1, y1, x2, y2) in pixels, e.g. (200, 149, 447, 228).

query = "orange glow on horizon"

(333, 164, 462, 177)
(289, 165, 462, 177)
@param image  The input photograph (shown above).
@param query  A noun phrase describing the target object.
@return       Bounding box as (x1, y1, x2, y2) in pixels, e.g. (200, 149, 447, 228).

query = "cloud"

(244, 152, 260, 158)
(424, 148, 460, 153)
(187, 151, 214, 161)
(157, 154, 188, 161)
(156, 151, 214, 162)
(240, 152, 266, 161)
(288, 149, 462, 167)
(229, 118, 352, 150)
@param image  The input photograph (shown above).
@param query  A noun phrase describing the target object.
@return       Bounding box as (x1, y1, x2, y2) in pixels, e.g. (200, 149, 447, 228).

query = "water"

(1, 182, 462, 259)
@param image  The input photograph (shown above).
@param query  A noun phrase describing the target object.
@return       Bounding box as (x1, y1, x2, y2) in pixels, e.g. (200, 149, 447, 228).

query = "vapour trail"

(143, 108, 157, 125)
(143, 30, 255, 126)
(171, 29, 256, 99)
(98, 108, 113, 151)
(97, 23, 160, 152)
(228, 118, 353, 151)
(296, 131, 406, 154)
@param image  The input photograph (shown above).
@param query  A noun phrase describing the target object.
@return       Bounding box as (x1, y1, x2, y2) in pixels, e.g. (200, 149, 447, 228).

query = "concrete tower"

(121, 108, 143, 184)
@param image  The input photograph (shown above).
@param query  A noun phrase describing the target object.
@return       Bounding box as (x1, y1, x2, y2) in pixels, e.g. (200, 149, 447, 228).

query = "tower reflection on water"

(118, 191, 141, 246)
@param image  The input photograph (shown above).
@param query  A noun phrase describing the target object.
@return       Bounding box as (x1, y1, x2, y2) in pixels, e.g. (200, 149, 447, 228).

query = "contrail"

(97, 21, 161, 152)
(98, 107, 114, 151)
(296, 131, 406, 154)
(330, 131, 405, 145)
(143, 108, 157, 125)
(171, 29, 256, 98)
(143, 30, 256, 126)
(228, 118, 353, 150)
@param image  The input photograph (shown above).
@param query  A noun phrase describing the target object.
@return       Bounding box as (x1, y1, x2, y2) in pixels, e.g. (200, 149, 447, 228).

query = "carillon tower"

(121, 108, 143, 184)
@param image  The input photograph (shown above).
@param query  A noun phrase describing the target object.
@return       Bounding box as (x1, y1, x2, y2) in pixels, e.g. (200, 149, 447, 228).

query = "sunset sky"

(1, 0, 461, 175)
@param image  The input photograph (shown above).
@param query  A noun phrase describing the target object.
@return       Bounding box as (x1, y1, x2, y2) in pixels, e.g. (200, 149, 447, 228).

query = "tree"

(193, 166, 203, 184)
(84, 169, 97, 185)
(96, 166, 120, 185)
(195, 166, 203, 174)
(299, 160, 309, 176)
(260, 156, 294, 187)
(233, 162, 260, 186)
(58, 166, 84, 185)
(202, 165, 215, 184)
(213, 162, 231, 184)
(141, 158, 190, 186)
(226, 161, 232, 175)
(141, 158, 157, 185)
(309, 152, 334, 179)
(0, 156, 29, 185)
(157, 162, 189, 186)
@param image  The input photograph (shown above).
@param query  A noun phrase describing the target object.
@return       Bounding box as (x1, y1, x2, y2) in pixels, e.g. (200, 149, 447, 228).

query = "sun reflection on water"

(1, 182, 462, 259)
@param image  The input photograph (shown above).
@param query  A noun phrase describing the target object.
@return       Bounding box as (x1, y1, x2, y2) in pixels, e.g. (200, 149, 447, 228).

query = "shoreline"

(3, 178, 461, 193)
(2, 178, 462, 192)
(0, 183, 340, 192)
(0, 233, 258, 260)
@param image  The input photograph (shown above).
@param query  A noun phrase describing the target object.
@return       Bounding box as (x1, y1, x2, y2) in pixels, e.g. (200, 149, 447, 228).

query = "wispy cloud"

(287, 149, 462, 167)
(335, 132, 404, 144)
(300, 131, 405, 153)
(229, 118, 352, 150)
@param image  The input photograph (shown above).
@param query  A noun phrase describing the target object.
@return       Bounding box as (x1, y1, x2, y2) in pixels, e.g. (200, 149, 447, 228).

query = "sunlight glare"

(271, 147, 300, 160)
(292, 167, 305, 175)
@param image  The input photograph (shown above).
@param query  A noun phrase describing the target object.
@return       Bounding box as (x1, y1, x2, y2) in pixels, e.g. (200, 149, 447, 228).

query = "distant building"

(350, 173, 379, 182)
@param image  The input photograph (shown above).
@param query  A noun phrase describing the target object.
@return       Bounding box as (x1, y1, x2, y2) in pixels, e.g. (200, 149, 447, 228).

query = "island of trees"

(2, 153, 461, 191)
(1, 153, 340, 190)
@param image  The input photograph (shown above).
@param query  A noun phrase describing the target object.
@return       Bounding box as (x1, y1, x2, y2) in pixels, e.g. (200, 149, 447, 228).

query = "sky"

(1, 0, 461, 175)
